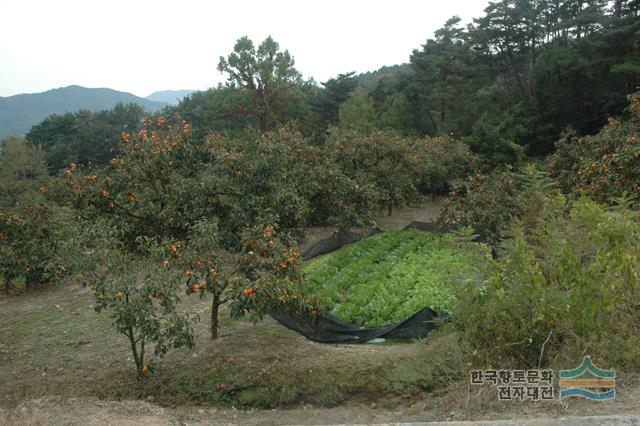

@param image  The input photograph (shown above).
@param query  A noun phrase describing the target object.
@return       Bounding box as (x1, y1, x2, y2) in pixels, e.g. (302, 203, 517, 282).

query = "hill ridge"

(0, 85, 168, 140)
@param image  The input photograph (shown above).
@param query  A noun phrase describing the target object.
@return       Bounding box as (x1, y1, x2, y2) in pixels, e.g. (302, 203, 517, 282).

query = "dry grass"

(0, 278, 462, 408)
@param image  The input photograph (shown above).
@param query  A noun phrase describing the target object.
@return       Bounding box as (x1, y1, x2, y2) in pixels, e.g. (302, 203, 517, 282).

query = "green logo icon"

(559, 356, 615, 400)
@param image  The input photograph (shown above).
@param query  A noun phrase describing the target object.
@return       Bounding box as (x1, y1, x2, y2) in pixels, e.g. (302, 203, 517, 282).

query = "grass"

(0, 280, 465, 409)
(0, 275, 27, 295)
(143, 326, 465, 408)
(303, 230, 479, 327)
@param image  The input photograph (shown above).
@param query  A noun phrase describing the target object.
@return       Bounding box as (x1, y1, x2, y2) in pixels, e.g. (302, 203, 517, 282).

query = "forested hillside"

(145, 90, 195, 105)
(164, 1, 639, 159)
(0, 85, 167, 141)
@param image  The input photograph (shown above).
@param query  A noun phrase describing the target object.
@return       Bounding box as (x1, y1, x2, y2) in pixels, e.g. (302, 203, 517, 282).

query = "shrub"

(438, 167, 527, 245)
(454, 196, 640, 369)
(547, 91, 640, 204)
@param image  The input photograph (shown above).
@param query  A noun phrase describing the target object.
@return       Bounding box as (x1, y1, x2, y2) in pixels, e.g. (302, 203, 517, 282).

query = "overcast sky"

(0, 0, 489, 98)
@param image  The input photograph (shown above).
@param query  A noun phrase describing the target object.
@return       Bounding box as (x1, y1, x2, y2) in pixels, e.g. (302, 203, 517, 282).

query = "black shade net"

(271, 222, 441, 344)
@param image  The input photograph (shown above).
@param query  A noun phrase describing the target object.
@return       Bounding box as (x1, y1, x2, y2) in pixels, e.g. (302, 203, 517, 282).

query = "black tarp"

(301, 229, 377, 260)
(269, 307, 439, 344)
(401, 221, 437, 232)
(271, 222, 442, 344)
(301, 222, 437, 261)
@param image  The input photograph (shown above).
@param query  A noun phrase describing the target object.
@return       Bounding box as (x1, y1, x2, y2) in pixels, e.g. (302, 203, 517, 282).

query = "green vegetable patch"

(303, 230, 477, 327)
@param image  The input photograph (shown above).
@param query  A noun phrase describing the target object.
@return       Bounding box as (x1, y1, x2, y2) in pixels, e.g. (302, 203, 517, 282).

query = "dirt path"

(3, 397, 640, 425)
(0, 398, 430, 425)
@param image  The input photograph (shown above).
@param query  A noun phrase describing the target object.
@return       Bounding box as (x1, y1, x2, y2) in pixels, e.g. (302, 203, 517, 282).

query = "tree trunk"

(25, 270, 41, 291)
(211, 294, 220, 339)
(491, 244, 499, 260)
(614, 0, 622, 19)
(259, 103, 270, 134)
(260, 114, 267, 133)
(4, 276, 9, 296)
(127, 327, 143, 375)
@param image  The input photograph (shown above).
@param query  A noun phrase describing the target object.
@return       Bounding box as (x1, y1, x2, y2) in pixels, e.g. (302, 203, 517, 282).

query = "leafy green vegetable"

(303, 230, 479, 327)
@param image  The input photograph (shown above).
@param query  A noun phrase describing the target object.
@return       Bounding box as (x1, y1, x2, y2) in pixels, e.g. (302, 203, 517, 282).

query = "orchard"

(1, 22, 639, 419)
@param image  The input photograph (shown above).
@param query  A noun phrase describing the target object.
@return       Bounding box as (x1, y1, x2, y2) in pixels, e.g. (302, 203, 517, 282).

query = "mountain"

(356, 64, 411, 92)
(146, 90, 195, 105)
(0, 85, 168, 141)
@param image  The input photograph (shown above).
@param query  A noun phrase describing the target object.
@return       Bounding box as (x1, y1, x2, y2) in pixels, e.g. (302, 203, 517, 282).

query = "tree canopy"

(217, 36, 304, 133)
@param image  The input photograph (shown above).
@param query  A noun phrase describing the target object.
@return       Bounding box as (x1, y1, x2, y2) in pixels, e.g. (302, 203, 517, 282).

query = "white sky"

(0, 0, 489, 98)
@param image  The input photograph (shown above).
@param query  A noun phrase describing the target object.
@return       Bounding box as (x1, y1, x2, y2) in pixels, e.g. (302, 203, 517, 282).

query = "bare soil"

(300, 199, 445, 253)
(2, 386, 640, 426)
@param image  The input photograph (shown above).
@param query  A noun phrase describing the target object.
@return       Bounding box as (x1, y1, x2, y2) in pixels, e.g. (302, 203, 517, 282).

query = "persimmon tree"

(0, 136, 71, 293)
(205, 126, 475, 238)
(411, 135, 477, 198)
(0, 201, 71, 293)
(547, 91, 640, 204)
(65, 117, 317, 344)
(67, 221, 197, 376)
(438, 167, 528, 245)
(180, 221, 316, 339)
(325, 128, 418, 215)
(64, 115, 225, 244)
(205, 127, 380, 238)
(323, 128, 477, 220)
(62, 116, 219, 366)
(311, 166, 380, 232)
(205, 127, 318, 245)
